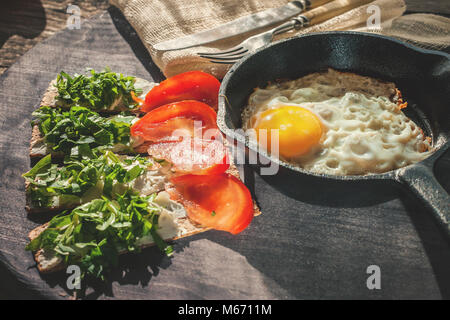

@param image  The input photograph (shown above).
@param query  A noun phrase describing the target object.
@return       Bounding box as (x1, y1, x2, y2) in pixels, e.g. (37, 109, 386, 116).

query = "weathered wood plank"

(0, 7, 449, 300)
(406, 0, 450, 14)
(0, 0, 109, 75)
(0, 0, 449, 76)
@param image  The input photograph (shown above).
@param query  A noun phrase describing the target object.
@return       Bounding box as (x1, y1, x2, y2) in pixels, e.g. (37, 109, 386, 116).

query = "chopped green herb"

(211, 211, 216, 217)
(26, 190, 173, 281)
(23, 151, 151, 208)
(55, 68, 142, 111)
(32, 105, 136, 156)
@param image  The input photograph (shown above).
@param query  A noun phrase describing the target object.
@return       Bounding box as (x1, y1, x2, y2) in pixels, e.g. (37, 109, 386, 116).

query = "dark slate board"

(0, 7, 450, 300)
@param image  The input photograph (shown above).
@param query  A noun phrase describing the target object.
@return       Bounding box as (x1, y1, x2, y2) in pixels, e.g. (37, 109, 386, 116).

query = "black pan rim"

(217, 31, 450, 182)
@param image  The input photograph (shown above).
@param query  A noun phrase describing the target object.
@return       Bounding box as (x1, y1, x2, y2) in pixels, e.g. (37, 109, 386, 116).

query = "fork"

(197, 0, 372, 64)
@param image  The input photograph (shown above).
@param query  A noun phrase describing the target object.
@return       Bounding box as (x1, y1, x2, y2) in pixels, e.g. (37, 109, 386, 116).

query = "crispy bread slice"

(30, 78, 154, 160)
(30, 124, 151, 160)
(25, 180, 75, 214)
(26, 154, 168, 214)
(28, 163, 260, 274)
(39, 78, 154, 113)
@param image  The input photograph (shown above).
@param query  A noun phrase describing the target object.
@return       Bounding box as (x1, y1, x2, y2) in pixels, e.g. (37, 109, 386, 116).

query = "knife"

(153, 0, 331, 51)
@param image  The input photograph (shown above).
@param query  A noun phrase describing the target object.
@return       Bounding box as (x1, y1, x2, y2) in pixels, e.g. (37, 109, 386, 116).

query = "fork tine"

(200, 48, 249, 58)
(198, 53, 247, 61)
(197, 46, 244, 56)
(202, 53, 248, 64)
(206, 60, 237, 65)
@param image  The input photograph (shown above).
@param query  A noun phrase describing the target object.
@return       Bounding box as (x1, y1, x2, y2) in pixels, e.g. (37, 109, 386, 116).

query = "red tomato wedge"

(167, 173, 254, 234)
(131, 100, 219, 143)
(147, 138, 230, 175)
(141, 71, 221, 112)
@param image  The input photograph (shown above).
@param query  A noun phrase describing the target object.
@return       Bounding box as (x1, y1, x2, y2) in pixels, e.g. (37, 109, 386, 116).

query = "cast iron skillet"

(218, 31, 450, 236)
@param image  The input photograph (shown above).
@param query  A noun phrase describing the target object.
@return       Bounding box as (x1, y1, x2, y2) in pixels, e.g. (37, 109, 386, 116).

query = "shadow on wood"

(108, 6, 165, 82)
(0, 1, 46, 48)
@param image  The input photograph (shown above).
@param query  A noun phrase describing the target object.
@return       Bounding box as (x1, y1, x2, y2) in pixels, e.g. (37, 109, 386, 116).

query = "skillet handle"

(397, 163, 450, 236)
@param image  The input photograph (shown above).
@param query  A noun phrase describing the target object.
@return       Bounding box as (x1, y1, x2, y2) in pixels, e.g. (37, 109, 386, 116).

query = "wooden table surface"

(0, 0, 449, 301)
(0, 0, 450, 76)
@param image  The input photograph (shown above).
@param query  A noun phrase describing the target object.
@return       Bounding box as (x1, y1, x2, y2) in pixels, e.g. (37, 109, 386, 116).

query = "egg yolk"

(254, 106, 323, 158)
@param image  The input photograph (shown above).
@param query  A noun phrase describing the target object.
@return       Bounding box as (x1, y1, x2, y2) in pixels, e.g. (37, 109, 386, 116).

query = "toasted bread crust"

(29, 218, 209, 274)
(29, 125, 47, 159)
(30, 79, 149, 161)
(40, 79, 143, 115)
(25, 180, 64, 214)
(40, 79, 58, 107)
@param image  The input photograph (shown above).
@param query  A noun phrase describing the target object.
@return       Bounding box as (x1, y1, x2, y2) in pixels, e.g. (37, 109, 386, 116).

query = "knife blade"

(153, 1, 323, 51)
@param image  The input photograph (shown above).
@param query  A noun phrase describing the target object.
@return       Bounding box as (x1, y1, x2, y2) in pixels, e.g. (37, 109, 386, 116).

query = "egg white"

(242, 69, 432, 176)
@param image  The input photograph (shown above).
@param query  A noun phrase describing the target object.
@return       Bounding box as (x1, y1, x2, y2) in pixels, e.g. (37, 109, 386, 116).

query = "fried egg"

(242, 69, 432, 176)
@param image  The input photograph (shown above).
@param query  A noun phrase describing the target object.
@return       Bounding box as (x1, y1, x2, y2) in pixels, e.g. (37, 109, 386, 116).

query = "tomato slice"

(147, 138, 229, 175)
(141, 71, 221, 112)
(131, 100, 219, 143)
(167, 174, 254, 234)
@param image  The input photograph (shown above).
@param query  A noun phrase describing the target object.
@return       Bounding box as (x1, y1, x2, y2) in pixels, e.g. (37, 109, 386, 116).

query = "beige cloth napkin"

(110, 0, 450, 79)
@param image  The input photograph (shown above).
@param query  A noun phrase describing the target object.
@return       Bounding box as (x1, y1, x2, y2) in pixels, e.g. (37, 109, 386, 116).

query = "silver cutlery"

(153, 0, 332, 52)
(198, 0, 373, 64)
